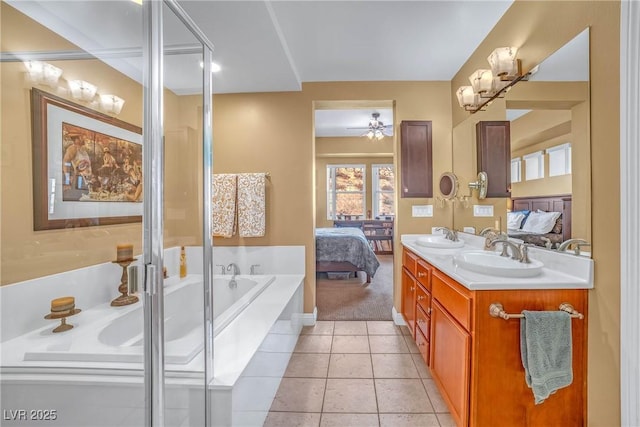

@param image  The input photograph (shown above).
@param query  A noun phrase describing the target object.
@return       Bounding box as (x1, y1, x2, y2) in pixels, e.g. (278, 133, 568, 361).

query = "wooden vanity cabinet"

(400, 120, 433, 198)
(404, 248, 588, 427)
(402, 248, 433, 365)
(401, 249, 418, 336)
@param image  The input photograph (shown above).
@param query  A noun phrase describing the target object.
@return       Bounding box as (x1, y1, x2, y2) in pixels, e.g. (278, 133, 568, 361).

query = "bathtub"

(20, 274, 275, 365)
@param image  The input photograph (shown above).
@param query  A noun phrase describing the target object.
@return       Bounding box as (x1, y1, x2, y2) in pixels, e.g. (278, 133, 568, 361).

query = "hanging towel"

(237, 173, 266, 237)
(212, 173, 237, 238)
(520, 310, 573, 404)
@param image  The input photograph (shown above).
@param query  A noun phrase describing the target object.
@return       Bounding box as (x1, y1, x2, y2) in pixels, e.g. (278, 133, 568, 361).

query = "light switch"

(412, 205, 433, 217)
(473, 205, 494, 217)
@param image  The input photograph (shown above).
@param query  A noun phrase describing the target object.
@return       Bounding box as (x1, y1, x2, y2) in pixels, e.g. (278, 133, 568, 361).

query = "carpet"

(316, 255, 394, 321)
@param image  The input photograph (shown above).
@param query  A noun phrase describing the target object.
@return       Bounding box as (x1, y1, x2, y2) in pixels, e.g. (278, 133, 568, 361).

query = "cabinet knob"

(418, 272, 426, 278)
(427, 307, 432, 315)
(418, 295, 425, 301)
(410, 286, 415, 291)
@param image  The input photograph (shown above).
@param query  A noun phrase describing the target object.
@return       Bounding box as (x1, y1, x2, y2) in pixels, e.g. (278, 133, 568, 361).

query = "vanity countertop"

(401, 233, 594, 291)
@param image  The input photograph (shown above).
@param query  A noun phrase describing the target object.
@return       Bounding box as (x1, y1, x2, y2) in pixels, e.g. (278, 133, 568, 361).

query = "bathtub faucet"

(227, 263, 240, 288)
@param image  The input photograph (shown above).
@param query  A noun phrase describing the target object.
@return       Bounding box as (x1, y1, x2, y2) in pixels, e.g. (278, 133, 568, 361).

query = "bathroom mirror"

(438, 172, 458, 200)
(452, 28, 591, 256)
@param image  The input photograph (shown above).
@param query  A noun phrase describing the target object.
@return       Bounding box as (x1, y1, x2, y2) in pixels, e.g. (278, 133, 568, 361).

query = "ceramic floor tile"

(371, 353, 419, 378)
(284, 353, 331, 378)
(334, 321, 368, 335)
(366, 321, 401, 335)
(328, 353, 373, 378)
(264, 411, 321, 427)
(331, 335, 370, 353)
(369, 335, 409, 353)
(294, 335, 333, 353)
(270, 378, 326, 412)
(436, 412, 457, 427)
(323, 379, 378, 413)
(320, 413, 380, 427)
(301, 321, 335, 335)
(410, 353, 432, 379)
(403, 335, 422, 354)
(375, 379, 433, 413)
(399, 325, 412, 336)
(378, 413, 440, 427)
(422, 379, 449, 413)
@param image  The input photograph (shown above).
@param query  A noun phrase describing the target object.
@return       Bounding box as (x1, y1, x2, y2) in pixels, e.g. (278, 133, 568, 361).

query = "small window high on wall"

(511, 158, 522, 183)
(327, 165, 366, 220)
(372, 164, 395, 218)
(524, 151, 544, 181)
(547, 143, 572, 177)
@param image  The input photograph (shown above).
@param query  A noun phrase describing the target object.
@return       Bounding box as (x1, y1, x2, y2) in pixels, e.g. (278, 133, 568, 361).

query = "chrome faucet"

(558, 239, 591, 255)
(215, 264, 226, 274)
(226, 263, 240, 278)
(482, 229, 508, 250)
(435, 226, 459, 242)
(488, 239, 521, 260)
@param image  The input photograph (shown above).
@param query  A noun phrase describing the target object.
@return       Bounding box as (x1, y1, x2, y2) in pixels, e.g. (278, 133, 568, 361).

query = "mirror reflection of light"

(199, 61, 221, 73)
(49, 178, 56, 214)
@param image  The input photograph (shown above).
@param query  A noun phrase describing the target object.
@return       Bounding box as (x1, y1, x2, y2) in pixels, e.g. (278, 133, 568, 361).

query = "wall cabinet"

(400, 120, 433, 198)
(401, 246, 588, 427)
(476, 121, 510, 197)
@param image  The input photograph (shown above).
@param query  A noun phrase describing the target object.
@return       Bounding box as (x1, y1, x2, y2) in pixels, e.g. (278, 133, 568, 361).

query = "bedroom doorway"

(313, 100, 396, 321)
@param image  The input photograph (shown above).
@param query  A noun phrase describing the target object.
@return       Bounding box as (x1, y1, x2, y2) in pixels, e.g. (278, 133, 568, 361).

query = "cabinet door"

(401, 267, 417, 336)
(400, 120, 433, 198)
(430, 300, 470, 427)
(476, 121, 510, 197)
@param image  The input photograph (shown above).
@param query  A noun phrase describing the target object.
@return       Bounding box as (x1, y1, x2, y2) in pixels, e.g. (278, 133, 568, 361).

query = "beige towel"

(212, 174, 237, 238)
(237, 173, 266, 237)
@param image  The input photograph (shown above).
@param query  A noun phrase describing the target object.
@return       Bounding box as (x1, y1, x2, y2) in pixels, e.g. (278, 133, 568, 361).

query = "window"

(523, 151, 544, 181)
(327, 164, 366, 220)
(372, 164, 395, 218)
(511, 157, 521, 183)
(547, 143, 572, 176)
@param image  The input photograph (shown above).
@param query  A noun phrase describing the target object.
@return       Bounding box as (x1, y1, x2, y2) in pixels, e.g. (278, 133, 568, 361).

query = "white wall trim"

(620, 1, 640, 425)
(392, 306, 406, 326)
(301, 307, 318, 326)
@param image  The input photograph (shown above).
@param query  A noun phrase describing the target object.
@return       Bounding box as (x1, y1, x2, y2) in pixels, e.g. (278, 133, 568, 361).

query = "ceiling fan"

(348, 112, 393, 140)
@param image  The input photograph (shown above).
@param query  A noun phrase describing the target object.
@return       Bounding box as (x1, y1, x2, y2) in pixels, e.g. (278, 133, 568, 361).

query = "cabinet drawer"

(416, 304, 430, 341)
(403, 248, 418, 276)
(416, 283, 431, 315)
(416, 260, 431, 290)
(432, 271, 472, 332)
(415, 326, 429, 366)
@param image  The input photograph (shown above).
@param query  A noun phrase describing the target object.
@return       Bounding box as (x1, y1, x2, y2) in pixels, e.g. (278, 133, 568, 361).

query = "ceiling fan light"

(488, 47, 519, 77)
(366, 130, 375, 139)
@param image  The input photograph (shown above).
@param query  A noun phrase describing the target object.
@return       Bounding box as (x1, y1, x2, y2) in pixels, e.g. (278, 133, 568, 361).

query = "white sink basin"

(415, 234, 465, 249)
(454, 251, 544, 278)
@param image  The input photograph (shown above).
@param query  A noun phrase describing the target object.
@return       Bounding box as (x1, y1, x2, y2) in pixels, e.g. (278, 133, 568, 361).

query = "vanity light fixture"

(23, 61, 62, 87)
(68, 80, 98, 102)
(99, 94, 125, 115)
(457, 46, 530, 114)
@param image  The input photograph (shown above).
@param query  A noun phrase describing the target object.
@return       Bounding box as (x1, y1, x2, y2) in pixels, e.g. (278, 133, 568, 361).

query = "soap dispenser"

(179, 246, 187, 278)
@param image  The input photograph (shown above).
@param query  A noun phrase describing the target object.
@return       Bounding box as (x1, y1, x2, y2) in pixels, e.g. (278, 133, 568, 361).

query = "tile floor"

(264, 321, 455, 427)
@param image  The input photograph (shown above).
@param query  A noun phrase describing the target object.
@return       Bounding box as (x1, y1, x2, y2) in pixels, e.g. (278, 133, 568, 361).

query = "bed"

(507, 195, 572, 248)
(315, 227, 380, 283)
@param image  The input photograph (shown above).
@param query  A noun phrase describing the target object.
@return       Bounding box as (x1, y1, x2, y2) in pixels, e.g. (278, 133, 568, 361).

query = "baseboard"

(300, 307, 318, 326)
(392, 306, 406, 326)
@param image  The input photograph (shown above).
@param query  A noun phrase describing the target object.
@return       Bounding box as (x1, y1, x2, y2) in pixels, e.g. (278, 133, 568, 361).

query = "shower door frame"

(142, 2, 215, 426)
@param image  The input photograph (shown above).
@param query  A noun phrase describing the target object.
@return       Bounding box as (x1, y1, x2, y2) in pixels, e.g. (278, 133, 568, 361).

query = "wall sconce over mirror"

(468, 171, 488, 199)
(68, 79, 98, 102)
(23, 61, 62, 87)
(457, 46, 532, 114)
(99, 94, 125, 115)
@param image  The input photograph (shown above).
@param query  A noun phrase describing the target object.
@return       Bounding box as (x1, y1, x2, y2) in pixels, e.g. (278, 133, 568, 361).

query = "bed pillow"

(509, 210, 531, 228)
(521, 210, 562, 234)
(507, 211, 526, 229)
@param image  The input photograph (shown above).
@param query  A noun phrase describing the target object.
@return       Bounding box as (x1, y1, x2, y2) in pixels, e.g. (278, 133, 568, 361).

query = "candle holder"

(111, 257, 139, 306)
(44, 308, 81, 333)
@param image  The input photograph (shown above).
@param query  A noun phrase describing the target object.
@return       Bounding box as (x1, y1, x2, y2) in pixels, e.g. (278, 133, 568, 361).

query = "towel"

(520, 310, 573, 404)
(237, 173, 266, 237)
(212, 174, 237, 238)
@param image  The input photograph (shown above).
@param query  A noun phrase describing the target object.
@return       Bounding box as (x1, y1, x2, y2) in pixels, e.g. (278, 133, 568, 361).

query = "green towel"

(520, 310, 573, 404)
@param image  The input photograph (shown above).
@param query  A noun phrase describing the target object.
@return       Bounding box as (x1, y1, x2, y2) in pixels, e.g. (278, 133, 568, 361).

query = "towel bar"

(489, 302, 584, 320)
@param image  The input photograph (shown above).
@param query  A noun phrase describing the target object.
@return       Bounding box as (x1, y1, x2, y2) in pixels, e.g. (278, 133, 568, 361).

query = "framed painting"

(31, 88, 143, 230)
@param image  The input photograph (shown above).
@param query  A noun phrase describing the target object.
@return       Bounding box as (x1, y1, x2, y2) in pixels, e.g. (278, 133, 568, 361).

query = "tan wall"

(315, 136, 393, 228)
(451, 1, 621, 424)
(1, 4, 203, 284)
